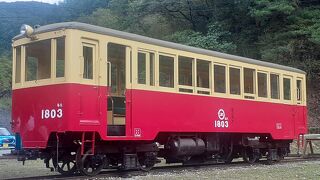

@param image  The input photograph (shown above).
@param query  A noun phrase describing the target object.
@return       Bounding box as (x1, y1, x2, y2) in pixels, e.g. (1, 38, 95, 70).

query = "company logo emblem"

(218, 109, 225, 120)
(214, 108, 229, 128)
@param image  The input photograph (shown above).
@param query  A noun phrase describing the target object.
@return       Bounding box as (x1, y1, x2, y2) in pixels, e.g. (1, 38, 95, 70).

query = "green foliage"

(0, 54, 12, 99)
(166, 23, 236, 53)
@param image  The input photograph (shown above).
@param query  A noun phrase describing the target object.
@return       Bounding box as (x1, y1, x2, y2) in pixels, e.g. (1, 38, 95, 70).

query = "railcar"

(12, 22, 307, 176)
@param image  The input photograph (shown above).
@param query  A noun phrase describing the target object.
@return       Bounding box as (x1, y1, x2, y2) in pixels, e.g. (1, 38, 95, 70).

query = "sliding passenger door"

(106, 43, 131, 136)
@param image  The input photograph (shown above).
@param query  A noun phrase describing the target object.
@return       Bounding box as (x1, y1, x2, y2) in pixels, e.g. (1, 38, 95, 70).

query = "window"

(297, 79, 302, 101)
(270, 74, 280, 99)
(138, 52, 146, 84)
(108, 43, 126, 96)
(159, 55, 174, 88)
(83, 45, 93, 79)
(244, 68, 255, 94)
(258, 72, 268, 98)
(197, 60, 210, 89)
(150, 53, 155, 86)
(229, 67, 240, 95)
(214, 65, 226, 93)
(25, 39, 51, 81)
(178, 56, 193, 86)
(137, 51, 155, 86)
(15, 46, 21, 83)
(56, 38, 65, 78)
(283, 77, 291, 100)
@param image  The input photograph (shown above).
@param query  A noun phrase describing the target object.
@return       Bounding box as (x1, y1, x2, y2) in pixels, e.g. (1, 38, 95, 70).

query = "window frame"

(229, 65, 242, 97)
(136, 49, 156, 87)
(270, 73, 281, 100)
(257, 71, 268, 99)
(54, 37, 66, 81)
(23, 39, 54, 86)
(178, 55, 195, 94)
(157, 53, 176, 90)
(196, 59, 211, 95)
(14, 46, 22, 84)
(213, 63, 227, 95)
(283, 75, 293, 103)
(81, 40, 98, 84)
(243, 67, 256, 99)
(296, 77, 303, 104)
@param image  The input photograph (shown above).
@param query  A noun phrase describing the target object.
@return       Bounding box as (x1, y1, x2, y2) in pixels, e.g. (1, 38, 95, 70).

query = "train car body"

(11, 22, 307, 175)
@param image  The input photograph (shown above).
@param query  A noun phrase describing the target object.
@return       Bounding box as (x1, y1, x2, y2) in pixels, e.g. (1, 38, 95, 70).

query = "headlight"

(20, 24, 34, 37)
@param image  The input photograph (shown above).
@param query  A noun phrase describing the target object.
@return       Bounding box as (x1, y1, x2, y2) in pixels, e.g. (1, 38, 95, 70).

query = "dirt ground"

(1, 158, 320, 180)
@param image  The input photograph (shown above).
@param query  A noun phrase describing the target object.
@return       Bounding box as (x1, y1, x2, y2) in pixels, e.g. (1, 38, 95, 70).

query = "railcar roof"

(13, 22, 305, 74)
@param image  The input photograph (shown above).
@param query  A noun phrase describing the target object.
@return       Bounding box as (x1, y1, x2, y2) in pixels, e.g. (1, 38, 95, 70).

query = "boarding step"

(81, 132, 96, 155)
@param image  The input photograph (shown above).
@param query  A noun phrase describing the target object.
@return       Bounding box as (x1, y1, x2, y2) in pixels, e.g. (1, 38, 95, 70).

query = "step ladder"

(81, 132, 96, 155)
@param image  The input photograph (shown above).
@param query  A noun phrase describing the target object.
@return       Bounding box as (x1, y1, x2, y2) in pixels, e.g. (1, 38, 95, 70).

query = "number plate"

(3, 143, 8, 148)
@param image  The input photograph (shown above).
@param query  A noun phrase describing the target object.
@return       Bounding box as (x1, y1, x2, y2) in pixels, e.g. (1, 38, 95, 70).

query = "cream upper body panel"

(12, 22, 307, 106)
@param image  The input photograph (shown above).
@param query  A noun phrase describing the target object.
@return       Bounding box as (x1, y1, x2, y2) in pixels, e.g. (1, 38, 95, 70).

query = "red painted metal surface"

(12, 84, 307, 149)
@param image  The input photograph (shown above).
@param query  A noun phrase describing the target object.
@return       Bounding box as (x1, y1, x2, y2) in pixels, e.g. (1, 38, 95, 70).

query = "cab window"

(56, 38, 65, 78)
(15, 46, 21, 83)
(25, 39, 51, 81)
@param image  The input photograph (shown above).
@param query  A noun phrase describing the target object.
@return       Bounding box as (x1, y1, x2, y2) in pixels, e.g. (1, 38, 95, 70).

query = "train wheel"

(76, 148, 107, 176)
(138, 152, 157, 171)
(52, 152, 78, 175)
(242, 147, 259, 164)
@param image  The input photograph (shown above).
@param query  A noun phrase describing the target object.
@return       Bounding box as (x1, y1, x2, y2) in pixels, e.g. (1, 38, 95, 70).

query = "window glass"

(297, 79, 302, 101)
(197, 60, 210, 88)
(214, 65, 226, 93)
(107, 43, 126, 96)
(229, 67, 240, 95)
(138, 52, 146, 84)
(270, 74, 280, 99)
(56, 38, 65, 78)
(244, 68, 255, 94)
(83, 46, 93, 79)
(15, 46, 21, 83)
(150, 53, 155, 86)
(258, 72, 268, 98)
(178, 56, 193, 86)
(283, 77, 291, 100)
(159, 55, 174, 88)
(25, 39, 51, 81)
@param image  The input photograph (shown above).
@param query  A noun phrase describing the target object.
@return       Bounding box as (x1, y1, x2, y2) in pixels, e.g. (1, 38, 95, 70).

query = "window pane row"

(135, 53, 300, 102)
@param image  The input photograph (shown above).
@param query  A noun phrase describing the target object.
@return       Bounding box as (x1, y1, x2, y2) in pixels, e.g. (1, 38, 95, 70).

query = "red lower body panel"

(12, 84, 307, 148)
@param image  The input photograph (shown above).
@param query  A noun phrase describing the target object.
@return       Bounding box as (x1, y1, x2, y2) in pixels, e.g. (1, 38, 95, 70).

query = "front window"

(25, 39, 51, 81)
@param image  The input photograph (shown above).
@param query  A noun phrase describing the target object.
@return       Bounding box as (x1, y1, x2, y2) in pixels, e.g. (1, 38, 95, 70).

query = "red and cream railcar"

(12, 22, 307, 175)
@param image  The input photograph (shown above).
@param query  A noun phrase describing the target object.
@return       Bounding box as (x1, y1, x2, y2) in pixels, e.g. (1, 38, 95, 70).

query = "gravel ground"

(1, 158, 320, 180)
